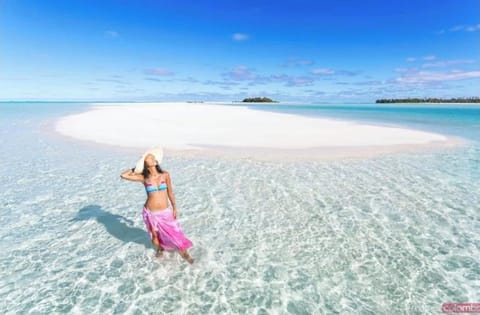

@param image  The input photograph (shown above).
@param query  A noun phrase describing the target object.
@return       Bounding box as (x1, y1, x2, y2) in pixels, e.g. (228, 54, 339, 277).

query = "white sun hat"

(134, 146, 164, 174)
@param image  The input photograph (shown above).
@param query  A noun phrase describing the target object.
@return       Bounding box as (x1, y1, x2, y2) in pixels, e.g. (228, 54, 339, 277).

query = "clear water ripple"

(0, 103, 479, 314)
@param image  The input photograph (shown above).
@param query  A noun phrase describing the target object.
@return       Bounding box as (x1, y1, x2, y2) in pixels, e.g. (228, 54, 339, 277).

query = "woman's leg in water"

(149, 223, 164, 257)
(180, 249, 194, 264)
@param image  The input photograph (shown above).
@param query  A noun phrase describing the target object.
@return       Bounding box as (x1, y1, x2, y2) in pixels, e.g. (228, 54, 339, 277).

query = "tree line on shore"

(242, 97, 277, 103)
(376, 97, 480, 103)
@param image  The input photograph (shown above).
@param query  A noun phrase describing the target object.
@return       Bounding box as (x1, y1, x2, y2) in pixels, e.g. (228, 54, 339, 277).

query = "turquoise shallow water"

(245, 103, 480, 141)
(0, 102, 479, 314)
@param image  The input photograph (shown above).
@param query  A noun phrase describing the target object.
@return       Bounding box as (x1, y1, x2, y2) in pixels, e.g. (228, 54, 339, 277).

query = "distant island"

(376, 97, 480, 103)
(242, 97, 278, 103)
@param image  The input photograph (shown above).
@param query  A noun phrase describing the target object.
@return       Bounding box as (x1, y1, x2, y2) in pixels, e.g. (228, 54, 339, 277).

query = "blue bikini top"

(145, 179, 168, 194)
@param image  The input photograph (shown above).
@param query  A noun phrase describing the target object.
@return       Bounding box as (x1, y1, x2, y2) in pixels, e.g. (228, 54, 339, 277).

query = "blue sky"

(1, 0, 479, 102)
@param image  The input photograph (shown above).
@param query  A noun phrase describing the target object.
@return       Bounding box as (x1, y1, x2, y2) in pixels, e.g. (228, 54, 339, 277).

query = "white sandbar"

(55, 102, 458, 160)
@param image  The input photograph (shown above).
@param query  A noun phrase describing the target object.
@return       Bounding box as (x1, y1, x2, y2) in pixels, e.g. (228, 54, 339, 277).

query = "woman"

(120, 147, 194, 264)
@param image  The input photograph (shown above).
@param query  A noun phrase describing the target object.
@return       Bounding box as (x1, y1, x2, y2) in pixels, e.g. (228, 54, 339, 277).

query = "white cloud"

(298, 59, 314, 66)
(104, 30, 119, 38)
(281, 57, 315, 67)
(449, 25, 465, 32)
(395, 70, 480, 83)
(285, 76, 315, 86)
(220, 66, 317, 87)
(394, 67, 409, 73)
(311, 68, 335, 75)
(422, 59, 475, 68)
(144, 68, 175, 76)
(466, 24, 480, 32)
(438, 23, 480, 34)
(223, 65, 256, 80)
(232, 33, 249, 41)
(405, 55, 436, 63)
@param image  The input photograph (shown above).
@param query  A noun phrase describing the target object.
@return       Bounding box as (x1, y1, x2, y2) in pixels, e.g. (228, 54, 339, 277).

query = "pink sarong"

(142, 206, 193, 251)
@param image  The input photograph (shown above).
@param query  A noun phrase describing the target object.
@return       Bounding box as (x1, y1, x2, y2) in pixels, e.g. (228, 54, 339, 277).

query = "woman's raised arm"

(120, 168, 144, 182)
